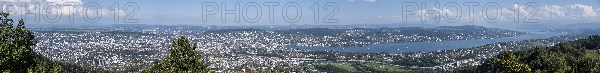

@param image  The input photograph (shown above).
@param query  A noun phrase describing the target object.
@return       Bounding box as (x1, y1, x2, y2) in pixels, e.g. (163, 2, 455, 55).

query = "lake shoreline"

(288, 30, 566, 53)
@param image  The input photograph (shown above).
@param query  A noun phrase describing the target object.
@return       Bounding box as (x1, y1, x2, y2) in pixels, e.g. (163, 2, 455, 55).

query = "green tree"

(0, 12, 64, 72)
(142, 36, 211, 73)
(28, 60, 63, 73)
(0, 12, 37, 72)
(479, 52, 531, 73)
(474, 35, 600, 73)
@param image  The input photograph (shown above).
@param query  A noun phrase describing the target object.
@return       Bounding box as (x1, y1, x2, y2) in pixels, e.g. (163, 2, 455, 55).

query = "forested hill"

(459, 35, 600, 72)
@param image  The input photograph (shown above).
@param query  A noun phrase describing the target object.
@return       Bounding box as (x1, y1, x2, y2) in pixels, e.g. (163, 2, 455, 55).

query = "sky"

(1, 0, 599, 26)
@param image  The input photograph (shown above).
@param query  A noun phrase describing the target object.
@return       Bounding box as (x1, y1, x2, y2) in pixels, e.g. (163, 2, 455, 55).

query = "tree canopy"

(0, 12, 72, 73)
(142, 36, 211, 72)
(0, 12, 38, 72)
(471, 35, 600, 73)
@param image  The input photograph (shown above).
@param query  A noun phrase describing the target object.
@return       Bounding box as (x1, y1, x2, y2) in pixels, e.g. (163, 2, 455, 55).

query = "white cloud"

(363, 0, 376, 2)
(349, 0, 375, 3)
(45, 0, 82, 4)
(397, 3, 600, 23)
(539, 5, 565, 18)
(518, 4, 599, 19)
(565, 4, 597, 18)
(1, 0, 120, 18)
(497, 3, 598, 21)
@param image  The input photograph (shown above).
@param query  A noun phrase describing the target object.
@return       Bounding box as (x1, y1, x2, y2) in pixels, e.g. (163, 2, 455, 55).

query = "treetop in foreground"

(142, 36, 211, 73)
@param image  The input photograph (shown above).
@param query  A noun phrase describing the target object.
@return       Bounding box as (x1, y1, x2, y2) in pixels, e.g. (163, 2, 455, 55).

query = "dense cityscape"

(27, 24, 584, 72)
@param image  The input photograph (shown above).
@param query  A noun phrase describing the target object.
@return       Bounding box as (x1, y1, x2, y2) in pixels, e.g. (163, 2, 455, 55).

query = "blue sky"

(2, 0, 599, 26)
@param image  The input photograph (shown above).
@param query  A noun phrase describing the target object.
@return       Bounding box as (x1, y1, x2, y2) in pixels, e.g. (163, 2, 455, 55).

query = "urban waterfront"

(288, 31, 566, 53)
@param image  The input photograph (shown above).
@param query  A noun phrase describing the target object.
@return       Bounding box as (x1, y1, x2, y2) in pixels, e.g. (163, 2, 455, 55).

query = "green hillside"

(458, 35, 600, 72)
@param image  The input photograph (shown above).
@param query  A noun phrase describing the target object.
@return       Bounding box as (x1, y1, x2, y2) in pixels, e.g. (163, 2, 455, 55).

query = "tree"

(0, 12, 65, 72)
(142, 36, 211, 73)
(578, 57, 600, 72)
(28, 60, 63, 73)
(0, 12, 37, 72)
(478, 52, 531, 73)
(474, 35, 600, 73)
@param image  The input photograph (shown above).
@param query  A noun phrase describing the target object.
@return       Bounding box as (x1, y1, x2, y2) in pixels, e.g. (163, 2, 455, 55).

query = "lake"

(287, 30, 565, 53)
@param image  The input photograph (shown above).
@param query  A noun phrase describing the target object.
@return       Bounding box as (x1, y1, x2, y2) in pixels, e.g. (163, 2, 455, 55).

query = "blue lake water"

(287, 30, 565, 53)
